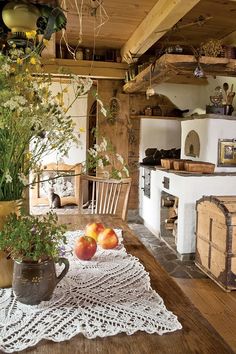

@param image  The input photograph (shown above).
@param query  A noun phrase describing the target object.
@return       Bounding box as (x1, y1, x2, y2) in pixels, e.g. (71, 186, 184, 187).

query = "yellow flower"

(16, 58, 23, 65)
(30, 57, 37, 65)
(43, 39, 49, 46)
(26, 30, 37, 39)
(56, 92, 64, 106)
(79, 127, 86, 133)
(25, 152, 32, 161)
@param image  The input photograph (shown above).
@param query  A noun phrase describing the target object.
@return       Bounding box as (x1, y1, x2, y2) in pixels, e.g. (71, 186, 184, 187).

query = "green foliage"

(0, 213, 67, 262)
(0, 46, 93, 201)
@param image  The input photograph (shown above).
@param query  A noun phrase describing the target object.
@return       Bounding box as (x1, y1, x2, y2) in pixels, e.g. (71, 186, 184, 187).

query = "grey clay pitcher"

(13, 258, 69, 305)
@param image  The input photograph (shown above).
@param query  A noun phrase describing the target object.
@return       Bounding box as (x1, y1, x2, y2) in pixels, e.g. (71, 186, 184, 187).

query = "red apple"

(85, 222, 105, 241)
(97, 228, 119, 249)
(74, 236, 97, 260)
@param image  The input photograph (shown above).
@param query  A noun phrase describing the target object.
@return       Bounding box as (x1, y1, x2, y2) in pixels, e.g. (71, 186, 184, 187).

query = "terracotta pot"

(0, 200, 21, 288)
(13, 258, 69, 305)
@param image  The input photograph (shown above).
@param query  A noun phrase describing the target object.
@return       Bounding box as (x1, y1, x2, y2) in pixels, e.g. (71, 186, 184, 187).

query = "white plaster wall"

(139, 167, 162, 237)
(41, 82, 88, 166)
(141, 169, 236, 255)
(181, 118, 236, 172)
(153, 76, 236, 114)
(153, 82, 205, 111)
(181, 119, 209, 162)
(139, 118, 181, 160)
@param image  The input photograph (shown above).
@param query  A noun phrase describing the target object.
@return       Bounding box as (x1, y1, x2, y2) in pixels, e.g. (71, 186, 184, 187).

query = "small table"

(14, 215, 234, 353)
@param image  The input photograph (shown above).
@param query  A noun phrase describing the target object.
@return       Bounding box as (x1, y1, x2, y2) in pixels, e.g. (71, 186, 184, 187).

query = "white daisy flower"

(88, 148, 97, 158)
(94, 144, 101, 152)
(18, 173, 28, 186)
(123, 166, 129, 177)
(5, 170, 12, 183)
(100, 106, 107, 117)
(103, 171, 110, 178)
(116, 153, 124, 165)
(98, 159, 104, 169)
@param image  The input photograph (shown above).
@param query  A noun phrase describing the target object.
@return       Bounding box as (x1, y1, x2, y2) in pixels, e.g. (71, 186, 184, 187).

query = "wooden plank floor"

(129, 221, 236, 352)
(175, 278, 236, 352)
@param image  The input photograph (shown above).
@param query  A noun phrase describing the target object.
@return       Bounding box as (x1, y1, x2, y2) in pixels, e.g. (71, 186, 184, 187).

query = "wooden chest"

(195, 195, 236, 291)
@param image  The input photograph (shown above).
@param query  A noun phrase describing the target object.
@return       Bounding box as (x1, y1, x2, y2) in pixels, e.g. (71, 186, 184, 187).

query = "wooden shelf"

(130, 115, 182, 120)
(123, 54, 236, 93)
(41, 58, 128, 79)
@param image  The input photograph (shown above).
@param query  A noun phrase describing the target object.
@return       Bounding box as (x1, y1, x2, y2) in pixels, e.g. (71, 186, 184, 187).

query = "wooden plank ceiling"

(55, 0, 202, 62)
(2, 0, 236, 80)
(57, 0, 159, 49)
(3, 0, 236, 61)
(149, 0, 236, 54)
(53, 0, 236, 59)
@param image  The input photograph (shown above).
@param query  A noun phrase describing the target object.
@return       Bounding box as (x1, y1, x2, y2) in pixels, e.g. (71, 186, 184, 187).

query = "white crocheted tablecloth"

(0, 229, 182, 353)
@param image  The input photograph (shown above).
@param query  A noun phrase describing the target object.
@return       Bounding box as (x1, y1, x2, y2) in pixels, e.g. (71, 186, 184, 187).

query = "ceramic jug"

(13, 258, 69, 305)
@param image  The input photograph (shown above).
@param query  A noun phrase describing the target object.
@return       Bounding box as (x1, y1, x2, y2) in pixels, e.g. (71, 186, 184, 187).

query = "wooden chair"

(79, 175, 132, 220)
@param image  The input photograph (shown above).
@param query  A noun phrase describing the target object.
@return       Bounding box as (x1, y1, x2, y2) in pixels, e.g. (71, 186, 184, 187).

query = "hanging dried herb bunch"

(201, 39, 223, 57)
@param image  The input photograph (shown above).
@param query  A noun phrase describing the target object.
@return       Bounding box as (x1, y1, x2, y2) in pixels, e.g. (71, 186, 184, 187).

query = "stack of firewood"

(164, 197, 178, 235)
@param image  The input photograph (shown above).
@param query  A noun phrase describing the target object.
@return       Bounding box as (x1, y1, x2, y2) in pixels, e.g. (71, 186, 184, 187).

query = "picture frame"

(218, 139, 236, 167)
(31, 163, 82, 207)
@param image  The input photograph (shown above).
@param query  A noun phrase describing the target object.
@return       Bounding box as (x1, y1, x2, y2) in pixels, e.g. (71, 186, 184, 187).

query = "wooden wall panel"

(97, 80, 129, 163)
(95, 80, 146, 211)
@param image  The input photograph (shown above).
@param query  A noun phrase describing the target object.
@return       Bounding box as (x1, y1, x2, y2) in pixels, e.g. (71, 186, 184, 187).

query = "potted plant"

(0, 212, 69, 305)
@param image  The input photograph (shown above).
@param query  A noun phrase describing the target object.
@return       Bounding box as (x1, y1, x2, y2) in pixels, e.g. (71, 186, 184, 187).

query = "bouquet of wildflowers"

(87, 136, 129, 179)
(0, 45, 92, 201)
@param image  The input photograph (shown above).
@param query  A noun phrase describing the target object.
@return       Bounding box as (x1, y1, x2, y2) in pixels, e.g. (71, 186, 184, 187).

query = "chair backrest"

(79, 175, 132, 220)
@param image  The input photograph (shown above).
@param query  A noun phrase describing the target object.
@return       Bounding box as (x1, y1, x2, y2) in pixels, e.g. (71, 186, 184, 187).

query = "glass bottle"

(75, 48, 83, 60)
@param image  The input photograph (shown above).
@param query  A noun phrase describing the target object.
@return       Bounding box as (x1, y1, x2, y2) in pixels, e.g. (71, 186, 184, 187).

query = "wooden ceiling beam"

(120, 0, 201, 63)
(221, 31, 236, 46)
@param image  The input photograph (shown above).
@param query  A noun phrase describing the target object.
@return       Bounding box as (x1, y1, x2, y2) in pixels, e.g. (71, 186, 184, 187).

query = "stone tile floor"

(128, 223, 207, 280)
